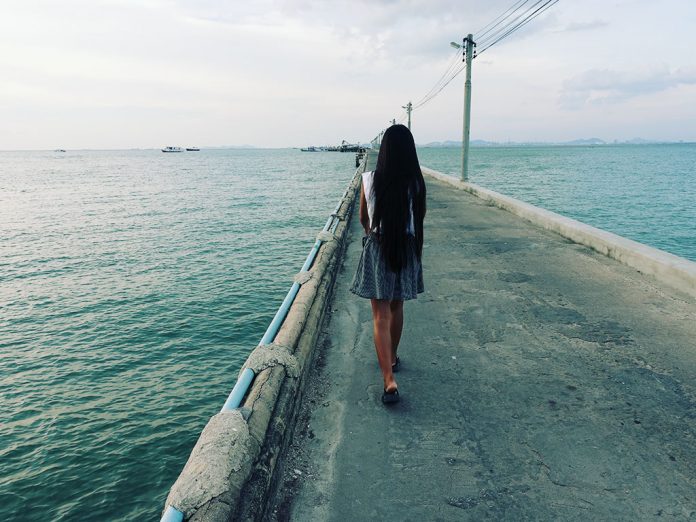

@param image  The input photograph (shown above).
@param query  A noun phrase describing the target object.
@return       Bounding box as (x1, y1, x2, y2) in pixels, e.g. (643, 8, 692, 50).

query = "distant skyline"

(2, 0, 696, 149)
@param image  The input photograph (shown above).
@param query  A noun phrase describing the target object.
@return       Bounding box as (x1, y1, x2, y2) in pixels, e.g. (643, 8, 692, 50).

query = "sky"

(1, 0, 695, 149)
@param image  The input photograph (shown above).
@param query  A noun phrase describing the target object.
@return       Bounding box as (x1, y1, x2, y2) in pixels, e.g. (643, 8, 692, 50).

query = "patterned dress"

(350, 171, 425, 301)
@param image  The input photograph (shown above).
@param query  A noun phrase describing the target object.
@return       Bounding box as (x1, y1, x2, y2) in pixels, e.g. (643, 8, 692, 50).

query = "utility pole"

(402, 101, 413, 130)
(461, 34, 475, 181)
(450, 35, 475, 181)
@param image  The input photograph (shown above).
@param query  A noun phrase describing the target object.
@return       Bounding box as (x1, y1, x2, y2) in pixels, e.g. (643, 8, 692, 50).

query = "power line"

(477, 0, 558, 55)
(474, 0, 529, 40)
(413, 62, 467, 110)
(408, 2, 555, 113)
(411, 47, 463, 109)
(476, 0, 547, 48)
(379, 0, 558, 136)
(411, 39, 477, 111)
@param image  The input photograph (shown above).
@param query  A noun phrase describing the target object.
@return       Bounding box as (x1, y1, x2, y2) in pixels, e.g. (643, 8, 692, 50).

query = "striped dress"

(350, 171, 425, 301)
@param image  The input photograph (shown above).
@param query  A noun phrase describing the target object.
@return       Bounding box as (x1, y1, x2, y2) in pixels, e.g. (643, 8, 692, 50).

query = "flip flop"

(382, 388, 400, 404)
(391, 357, 401, 373)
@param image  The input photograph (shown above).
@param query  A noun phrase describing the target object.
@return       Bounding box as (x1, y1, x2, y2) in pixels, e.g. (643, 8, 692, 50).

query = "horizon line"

(2, 139, 696, 153)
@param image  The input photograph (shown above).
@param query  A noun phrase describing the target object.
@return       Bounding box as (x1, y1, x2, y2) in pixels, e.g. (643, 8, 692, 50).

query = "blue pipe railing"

(160, 158, 364, 522)
(161, 506, 184, 522)
(220, 212, 336, 412)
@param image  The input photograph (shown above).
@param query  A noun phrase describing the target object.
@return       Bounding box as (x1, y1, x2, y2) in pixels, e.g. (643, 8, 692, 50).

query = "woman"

(350, 124, 426, 405)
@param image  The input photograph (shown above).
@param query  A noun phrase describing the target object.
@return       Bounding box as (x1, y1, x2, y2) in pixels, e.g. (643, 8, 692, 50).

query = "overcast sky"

(1, 0, 695, 149)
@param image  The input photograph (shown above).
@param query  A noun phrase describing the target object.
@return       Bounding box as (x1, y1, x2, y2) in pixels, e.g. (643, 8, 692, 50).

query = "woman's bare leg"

(389, 300, 404, 365)
(371, 299, 397, 392)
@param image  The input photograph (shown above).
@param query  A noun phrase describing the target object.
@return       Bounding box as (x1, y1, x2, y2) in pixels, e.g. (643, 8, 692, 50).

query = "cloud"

(166, 0, 544, 61)
(559, 66, 696, 109)
(6, 0, 695, 148)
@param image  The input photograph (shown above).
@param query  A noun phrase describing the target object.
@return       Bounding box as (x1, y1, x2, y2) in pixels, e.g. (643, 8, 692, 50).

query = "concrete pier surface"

(268, 173, 696, 520)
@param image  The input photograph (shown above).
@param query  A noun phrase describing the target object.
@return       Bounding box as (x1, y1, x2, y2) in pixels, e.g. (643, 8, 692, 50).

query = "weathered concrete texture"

(231, 164, 363, 520)
(270, 174, 696, 521)
(241, 343, 300, 379)
(166, 410, 252, 519)
(162, 158, 365, 521)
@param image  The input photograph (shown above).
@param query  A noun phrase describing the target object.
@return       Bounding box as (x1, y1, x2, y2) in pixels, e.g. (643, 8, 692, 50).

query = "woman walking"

(350, 124, 426, 405)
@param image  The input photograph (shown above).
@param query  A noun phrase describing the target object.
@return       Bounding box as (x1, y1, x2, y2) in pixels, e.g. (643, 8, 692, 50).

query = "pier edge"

(161, 156, 367, 521)
(421, 166, 696, 300)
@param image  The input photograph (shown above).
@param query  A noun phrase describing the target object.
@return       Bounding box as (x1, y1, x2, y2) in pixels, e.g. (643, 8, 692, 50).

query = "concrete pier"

(268, 170, 696, 520)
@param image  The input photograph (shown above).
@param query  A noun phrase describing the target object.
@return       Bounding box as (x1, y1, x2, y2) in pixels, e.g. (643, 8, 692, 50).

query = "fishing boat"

(162, 146, 183, 153)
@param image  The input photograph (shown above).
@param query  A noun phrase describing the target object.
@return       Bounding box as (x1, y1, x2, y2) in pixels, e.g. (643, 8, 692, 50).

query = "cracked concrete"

(161, 158, 366, 521)
(165, 410, 253, 519)
(268, 172, 696, 521)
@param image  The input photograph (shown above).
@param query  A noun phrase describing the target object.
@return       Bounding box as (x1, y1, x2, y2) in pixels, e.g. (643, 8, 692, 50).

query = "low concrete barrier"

(162, 160, 365, 521)
(422, 166, 696, 300)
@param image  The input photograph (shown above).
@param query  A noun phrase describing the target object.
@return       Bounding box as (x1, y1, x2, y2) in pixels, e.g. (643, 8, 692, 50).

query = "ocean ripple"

(0, 148, 356, 521)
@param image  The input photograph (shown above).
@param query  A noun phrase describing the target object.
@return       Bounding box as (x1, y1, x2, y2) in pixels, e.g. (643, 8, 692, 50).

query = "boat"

(301, 146, 320, 152)
(54, 149, 66, 152)
(186, 147, 200, 151)
(162, 146, 183, 153)
(338, 140, 361, 152)
(325, 140, 363, 152)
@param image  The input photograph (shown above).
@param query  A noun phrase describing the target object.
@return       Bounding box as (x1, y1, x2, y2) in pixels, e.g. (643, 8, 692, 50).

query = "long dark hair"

(371, 124, 426, 272)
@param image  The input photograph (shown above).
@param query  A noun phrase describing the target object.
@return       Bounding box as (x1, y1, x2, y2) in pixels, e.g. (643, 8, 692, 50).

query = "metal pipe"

(160, 170, 362, 522)
(219, 203, 341, 411)
(259, 281, 302, 346)
(160, 506, 184, 522)
(221, 367, 255, 411)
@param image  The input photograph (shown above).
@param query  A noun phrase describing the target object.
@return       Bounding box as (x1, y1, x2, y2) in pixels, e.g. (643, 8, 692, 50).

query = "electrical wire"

(476, 0, 547, 48)
(477, 0, 558, 55)
(384, 0, 557, 123)
(411, 47, 463, 109)
(474, 0, 529, 41)
(413, 61, 467, 110)
(410, 3, 544, 112)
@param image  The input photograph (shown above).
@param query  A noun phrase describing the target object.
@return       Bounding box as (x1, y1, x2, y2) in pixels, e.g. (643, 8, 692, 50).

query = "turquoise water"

(0, 149, 355, 521)
(418, 144, 696, 261)
(1, 144, 694, 521)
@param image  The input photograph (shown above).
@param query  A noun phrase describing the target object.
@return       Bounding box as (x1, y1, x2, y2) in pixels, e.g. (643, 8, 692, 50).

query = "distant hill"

(418, 137, 687, 147)
(621, 137, 654, 144)
(565, 138, 605, 145)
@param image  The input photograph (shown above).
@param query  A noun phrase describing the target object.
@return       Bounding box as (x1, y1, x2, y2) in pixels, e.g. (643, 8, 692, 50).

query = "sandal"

(382, 388, 400, 404)
(391, 357, 401, 373)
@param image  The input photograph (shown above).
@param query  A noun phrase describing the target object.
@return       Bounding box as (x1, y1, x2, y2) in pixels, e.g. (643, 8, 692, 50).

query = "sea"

(1, 144, 694, 521)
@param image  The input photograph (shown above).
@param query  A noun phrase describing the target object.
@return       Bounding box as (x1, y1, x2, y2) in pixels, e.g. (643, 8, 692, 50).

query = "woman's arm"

(359, 183, 370, 235)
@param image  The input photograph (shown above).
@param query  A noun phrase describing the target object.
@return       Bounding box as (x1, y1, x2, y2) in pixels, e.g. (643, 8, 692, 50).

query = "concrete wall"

(422, 166, 696, 300)
(161, 157, 366, 521)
